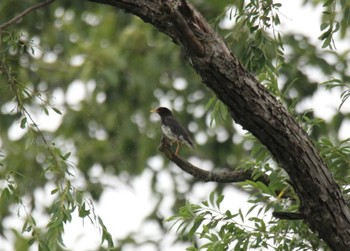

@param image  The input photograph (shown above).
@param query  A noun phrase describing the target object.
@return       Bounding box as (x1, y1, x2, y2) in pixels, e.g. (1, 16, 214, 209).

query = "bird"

(151, 107, 194, 155)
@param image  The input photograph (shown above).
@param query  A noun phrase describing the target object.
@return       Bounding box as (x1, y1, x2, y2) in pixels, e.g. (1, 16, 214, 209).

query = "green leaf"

(209, 191, 215, 207)
(76, 190, 83, 204)
(202, 200, 208, 207)
(320, 22, 329, 31)
(98, 216, 114, 248)
(242, 235, 250, 251)
(50, 188, 59, 195)
(188, 216, 204, 238)
(323, 0, 334, 7)
(1, 187, 10, 200)
(28, 238, 36, 246)
(52, 107, 62, 115)
(201, 224, 210, 235)
(2, 35, 11, 42)
(238, 208, 244, 222)
(205, 96, 217, 110)
(78, 203, 90, 218)
(61, 152, 71, 160)
(321, 34, 332, 48)
(216, 194, 224, 209)
(43, 106, 49, 115)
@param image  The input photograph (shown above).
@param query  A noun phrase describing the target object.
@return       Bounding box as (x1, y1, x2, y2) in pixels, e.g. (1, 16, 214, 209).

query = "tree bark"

(88, 0, 350, 249)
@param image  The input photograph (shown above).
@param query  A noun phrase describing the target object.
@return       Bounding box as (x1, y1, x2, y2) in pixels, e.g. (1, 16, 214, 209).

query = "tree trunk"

(88, 0, 350, 249)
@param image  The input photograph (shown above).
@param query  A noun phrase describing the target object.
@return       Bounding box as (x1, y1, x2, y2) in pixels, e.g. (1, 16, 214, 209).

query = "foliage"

(166, 135, 334, 250)
(1, 37, 114, 249)
(167, 191, 329, 251)
(222, 0, 284, 76)
(318, 138, 350, 186)
(0, 0, 350, 250)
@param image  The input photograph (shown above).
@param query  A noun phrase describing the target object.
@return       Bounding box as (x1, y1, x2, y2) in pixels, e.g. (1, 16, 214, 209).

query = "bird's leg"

(175, 141, 180, 155)
(163, 136, 179, 155)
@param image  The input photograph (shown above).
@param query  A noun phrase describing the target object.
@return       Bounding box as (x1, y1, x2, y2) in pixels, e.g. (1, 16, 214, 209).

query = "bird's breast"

(161, 124, 177, 141)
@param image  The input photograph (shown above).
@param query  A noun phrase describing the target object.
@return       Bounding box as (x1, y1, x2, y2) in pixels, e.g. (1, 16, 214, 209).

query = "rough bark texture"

(88, 0, 350, 249)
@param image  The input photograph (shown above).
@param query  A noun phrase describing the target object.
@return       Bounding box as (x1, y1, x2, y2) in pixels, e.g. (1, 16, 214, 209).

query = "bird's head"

(150, 107, 173, 118)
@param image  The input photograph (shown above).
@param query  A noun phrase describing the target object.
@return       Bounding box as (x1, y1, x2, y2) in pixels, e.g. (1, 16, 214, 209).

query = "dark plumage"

(151, 107, 194, 155)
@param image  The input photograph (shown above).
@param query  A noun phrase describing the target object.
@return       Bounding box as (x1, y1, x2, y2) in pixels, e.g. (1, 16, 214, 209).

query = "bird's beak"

(150, 108, 157, 113)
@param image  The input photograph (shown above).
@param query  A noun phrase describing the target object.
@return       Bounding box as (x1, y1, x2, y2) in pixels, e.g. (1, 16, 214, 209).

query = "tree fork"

(88, 0, 350, 249)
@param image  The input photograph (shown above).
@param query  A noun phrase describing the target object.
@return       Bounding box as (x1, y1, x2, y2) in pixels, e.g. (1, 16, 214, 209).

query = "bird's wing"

(164, 116, 194, 148)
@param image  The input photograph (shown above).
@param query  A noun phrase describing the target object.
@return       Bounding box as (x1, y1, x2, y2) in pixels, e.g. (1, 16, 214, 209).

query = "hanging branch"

(0, 0, 55, 30)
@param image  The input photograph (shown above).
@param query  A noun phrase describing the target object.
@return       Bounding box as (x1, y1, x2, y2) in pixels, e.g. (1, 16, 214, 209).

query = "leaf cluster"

(1, 29, 114, 250)
(166, 191, 328, 251)
(318, 138, 350, 186)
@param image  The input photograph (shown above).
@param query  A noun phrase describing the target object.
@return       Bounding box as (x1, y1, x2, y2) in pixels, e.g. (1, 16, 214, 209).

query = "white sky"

(1, 0, 350, 250)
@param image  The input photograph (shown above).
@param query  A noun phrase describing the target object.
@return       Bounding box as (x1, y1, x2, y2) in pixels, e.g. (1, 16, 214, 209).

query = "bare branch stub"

(273, 211, 305, 220)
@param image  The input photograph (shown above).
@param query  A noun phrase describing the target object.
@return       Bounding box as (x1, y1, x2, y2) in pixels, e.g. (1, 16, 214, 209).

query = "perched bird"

(151, 107, 194, 155)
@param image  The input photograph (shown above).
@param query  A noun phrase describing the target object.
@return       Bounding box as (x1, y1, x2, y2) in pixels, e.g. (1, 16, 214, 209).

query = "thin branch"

(158, 136, 270, 184)
(21, 106, 49, 146)
(0, 0, 55, 30)
(1, 59, 57, 161)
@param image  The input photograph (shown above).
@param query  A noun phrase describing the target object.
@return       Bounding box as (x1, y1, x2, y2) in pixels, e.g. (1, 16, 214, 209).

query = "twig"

(0, 0, 55, 31)
(21, 106, 49, 146)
